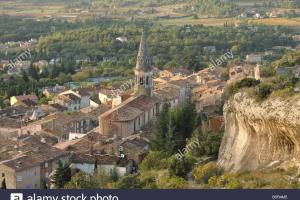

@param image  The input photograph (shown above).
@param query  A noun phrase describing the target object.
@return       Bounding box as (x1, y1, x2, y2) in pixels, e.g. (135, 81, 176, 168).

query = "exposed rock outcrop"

(218, 92, 300, 172)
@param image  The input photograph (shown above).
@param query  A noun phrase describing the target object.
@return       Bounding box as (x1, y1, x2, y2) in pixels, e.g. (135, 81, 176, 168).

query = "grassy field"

(249, 18, 300, 26)
(159, 16, 300, 30)
(159, 17, 236, 26)
(0, 1, 65, 16)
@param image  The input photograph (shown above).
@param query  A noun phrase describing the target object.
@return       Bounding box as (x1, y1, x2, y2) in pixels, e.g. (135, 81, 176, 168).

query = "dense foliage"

(151, 102, 200, 154)
(50, 160, 71, 189)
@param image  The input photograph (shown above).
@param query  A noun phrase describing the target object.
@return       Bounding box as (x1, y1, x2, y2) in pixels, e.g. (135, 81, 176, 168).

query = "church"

(99, 30, 162, 138)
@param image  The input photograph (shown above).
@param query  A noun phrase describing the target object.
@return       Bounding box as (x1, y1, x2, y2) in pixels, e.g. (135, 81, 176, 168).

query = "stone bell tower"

(134, 30, 153, 97)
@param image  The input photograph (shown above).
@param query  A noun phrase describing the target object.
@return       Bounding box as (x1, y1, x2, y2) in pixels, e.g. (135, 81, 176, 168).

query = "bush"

(168, 156, 194, 178)
(256, 83, 273, 99)
(187, 130, 223, 158)
(64, 172, 97, 189)
(156, 176, 187, 189)
(260, 67, 276, 78)
(139, 151, 169, 171)
(229, 78, 260, 96)
(192, 162, 223, 184)
(139, 171, 158, 189)
(206, 174, 242, 189)
(115, 174, 142, 189)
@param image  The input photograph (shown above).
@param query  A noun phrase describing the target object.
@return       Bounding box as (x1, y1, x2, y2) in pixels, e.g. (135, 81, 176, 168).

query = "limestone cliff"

(218, 92, 300, 172)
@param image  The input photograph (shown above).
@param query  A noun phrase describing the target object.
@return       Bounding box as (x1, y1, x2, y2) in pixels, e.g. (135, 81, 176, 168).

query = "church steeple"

(136, 30, 151, 71)
(134, 30, 153, 96)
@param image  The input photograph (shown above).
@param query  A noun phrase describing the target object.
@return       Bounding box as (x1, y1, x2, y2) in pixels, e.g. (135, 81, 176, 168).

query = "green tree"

(50, 160, 71, 188)
(64, 172, 97, 189)
(1, 178, 6, 189)
(156, 176, 187, 189)
(168, 156, 191, 178)
(40, 179, 47, 189)
(115, 174, 142, 189)
(257, 83, 273, 99)
(152, 103, 170, 151)
(110, 167, 119, 182)
(29, 64, 39, 80)
(139, 151, 169, 171)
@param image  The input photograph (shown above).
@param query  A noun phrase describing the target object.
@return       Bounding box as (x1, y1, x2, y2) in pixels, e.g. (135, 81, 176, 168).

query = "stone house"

(0, 136, 69, 189)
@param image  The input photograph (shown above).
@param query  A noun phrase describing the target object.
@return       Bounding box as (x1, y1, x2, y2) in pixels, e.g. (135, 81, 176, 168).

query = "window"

(134, 120, 136, 132)
(45, 162, 48, 168)
(45, 172, 49, 178)
(140, 77, 144, 85)
(146, 76, 149, 85)
(17, 175, 22, 182)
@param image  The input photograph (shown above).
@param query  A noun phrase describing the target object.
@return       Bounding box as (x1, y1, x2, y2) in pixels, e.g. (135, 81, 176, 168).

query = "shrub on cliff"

(229, 78, 260, 96)
(192, 162, 223, 184)
(206, 174, 242, 189)
(256, 83, 273, 99)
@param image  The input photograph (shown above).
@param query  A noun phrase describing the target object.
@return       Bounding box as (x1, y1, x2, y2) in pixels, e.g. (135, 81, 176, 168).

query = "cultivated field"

(0, 1, 65, 16)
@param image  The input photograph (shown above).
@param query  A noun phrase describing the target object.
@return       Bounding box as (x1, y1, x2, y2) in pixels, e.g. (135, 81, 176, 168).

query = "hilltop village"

(0, 30, 264, 189)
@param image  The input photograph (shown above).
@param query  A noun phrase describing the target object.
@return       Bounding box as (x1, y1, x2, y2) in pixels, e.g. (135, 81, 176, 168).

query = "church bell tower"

(134, 30, 153, 96)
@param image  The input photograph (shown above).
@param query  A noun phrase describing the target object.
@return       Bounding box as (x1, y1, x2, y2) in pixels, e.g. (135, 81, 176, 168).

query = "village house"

(276, 66, 300, 78)
(75, 55, 91, 64)
(116, 36, 128, 43)
(33, 60, 49, 74)
(70, 154, 133, 176)
(0, 118, 22, 139)
(0, 136, 69, 189)
(118, 136, 150, 164)
(227, 64, 260, 84)
(153, 85, 180, 109)
(53, 93, 81, 112)
(49, 58, 61, 66)
(168, 79, 195, 105)
(203, 46, 217, 54)
(10, 94, 38, 107)
(40, 103, 67, 115)
(55, 131, 148, 175)
(17, 111, 97, 142)
(7, 60, 31, 76)
(292, 35, 300, 42)
(191, 85, 225, 113)
(159, 67, 191, 78)
(53, 88, 94, 112)
(245, 54, 262, 64)
(0, 60, 9, 70)
(42, 85, 67, 98)
(0, 105, 28, 120)
(99, 89, 118, 105)
(196, 67, 221, 85)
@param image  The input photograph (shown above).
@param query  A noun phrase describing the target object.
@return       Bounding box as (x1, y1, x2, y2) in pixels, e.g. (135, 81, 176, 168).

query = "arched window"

(140, 77, 144, 85)
(146, 76, 149, 85)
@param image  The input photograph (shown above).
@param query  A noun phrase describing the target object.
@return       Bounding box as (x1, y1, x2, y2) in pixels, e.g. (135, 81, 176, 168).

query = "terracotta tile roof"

(14, 94, 38, 102)
(0, 136, 69, 171)
(154, 86, 180, 101)
(0, 118, 22, 128)
(100, 95, 160, 122)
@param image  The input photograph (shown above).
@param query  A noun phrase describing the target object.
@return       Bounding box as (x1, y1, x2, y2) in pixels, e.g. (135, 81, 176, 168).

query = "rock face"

(218, 92, 300, 172)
